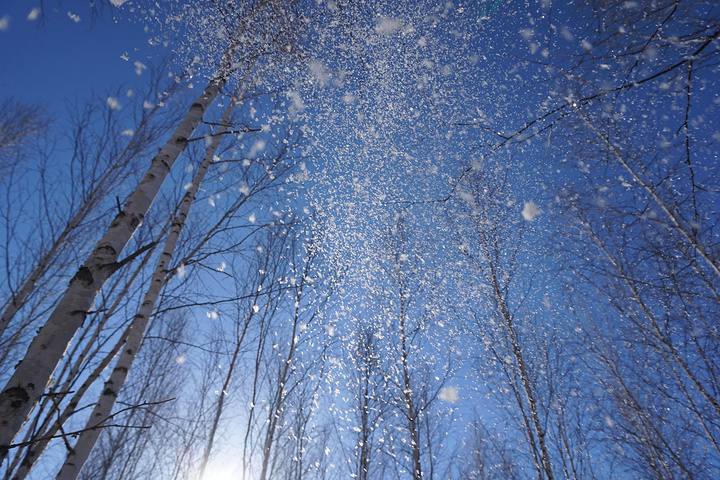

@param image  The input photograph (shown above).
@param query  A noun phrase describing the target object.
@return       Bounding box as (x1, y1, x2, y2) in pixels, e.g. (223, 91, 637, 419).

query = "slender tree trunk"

(0, 105, 165, 340)
(197, 223, 266, 480)
(357, 363, 372, 480)
(242, 313, 269, 477)
(258, 259, 310, 480)
(196, 333, 246, 480)
(489, 264, 554, 480)
(54, 87, 240, 480)
(9, 237, 159, 480)
(0, 43, 236, 456)
(399, 310, 423, 480)
(11, 327, 127, 480)
(258, 345, 294, 480)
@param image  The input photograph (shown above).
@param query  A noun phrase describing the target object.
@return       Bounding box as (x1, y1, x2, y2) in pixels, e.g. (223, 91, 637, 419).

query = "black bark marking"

(110, 211, 127, 228)
(97, 244, 117, 257)
(70, 267, 93, 286)
(102, 388, 117, 397)
(1, 386, 30, 409)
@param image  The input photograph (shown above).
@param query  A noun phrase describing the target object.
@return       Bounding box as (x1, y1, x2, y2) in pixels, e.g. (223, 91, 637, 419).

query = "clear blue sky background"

(0, 3, 161, 113)
(3, 2, 718, 478)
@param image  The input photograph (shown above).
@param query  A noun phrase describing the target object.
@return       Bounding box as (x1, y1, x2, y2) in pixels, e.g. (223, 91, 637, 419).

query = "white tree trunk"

(9, 240, 158, 480)
(54, 92, 239, 480)
(0, 60, 232, 457)
(582, 117, 720, 282)
(258, 251, 314, 480)
(0, 106, 165, 340)
(11, 320, 130, 480)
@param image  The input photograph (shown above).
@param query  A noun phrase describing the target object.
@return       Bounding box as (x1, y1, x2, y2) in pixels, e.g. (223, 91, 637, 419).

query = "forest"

(0, 0, 718, 479)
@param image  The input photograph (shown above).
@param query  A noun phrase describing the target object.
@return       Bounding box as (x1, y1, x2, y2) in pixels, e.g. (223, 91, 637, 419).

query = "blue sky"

(1, 1, 718, 478)
(0, 4, 157, 112)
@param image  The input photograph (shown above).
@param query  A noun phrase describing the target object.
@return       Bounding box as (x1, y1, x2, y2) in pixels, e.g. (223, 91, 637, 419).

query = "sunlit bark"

(54, 85, 244, 480)
(0, 41, 238, 456)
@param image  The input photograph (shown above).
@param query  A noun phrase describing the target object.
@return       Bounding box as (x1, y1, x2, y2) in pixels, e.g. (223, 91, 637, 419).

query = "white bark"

(258, 255, 313, 480)
(11, 321, 130, 480)
(54, 93, 238, 480)
(0, 60, 232, 456)
(9, 236, 159, 480)
(197, 323, 248, 480)
(0, 105, 164, 340)
(490, 272, 554, 480)
(582, 117, 720, 282)
(400, 321, 423, 480)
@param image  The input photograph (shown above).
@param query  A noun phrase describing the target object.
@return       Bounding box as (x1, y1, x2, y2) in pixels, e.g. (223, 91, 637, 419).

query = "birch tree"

(5, 236, 161, 480)
(0, 76, 187, 478)
(449, 169, 561, 480)
(44, 80, 297, 479)
(194, 223, 292, 480)
(0, 82, 176, 362)
(365, 215, 455, 480)
(540, 1, 720, 476)
(52, 87, 248, 480)
(557, 187, 720, 478)
(345, 325, 387, 480)
(75, 311, 188, 480)
(0, 0, 302, 457)
(254, 233, 330, 480)
(0, 64, 231, 456)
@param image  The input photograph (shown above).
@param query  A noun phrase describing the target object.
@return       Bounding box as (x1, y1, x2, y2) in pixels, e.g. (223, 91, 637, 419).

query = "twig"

(4, 398, 175, 451)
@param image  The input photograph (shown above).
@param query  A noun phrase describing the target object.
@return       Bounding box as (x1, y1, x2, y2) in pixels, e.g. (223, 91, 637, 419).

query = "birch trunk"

(0, 49, 234, 456)
(258, 259, 310, 480)
(11, 319, 131, 480)
(0, 104, 165, 340)
(8, 248, 156, 480)
(54, 90, 239, 480)
(582, 117, 720, 282)
(196, 318, 250, 480)
(398, 292, 423, 480)
(8, 230, 161, 480)
(193, 85, 265, 480)
(258, 340, 294, 480)
(459, 184, 555, 480)
(401, 342, 423, 480)
(487, 255, 554, 480)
